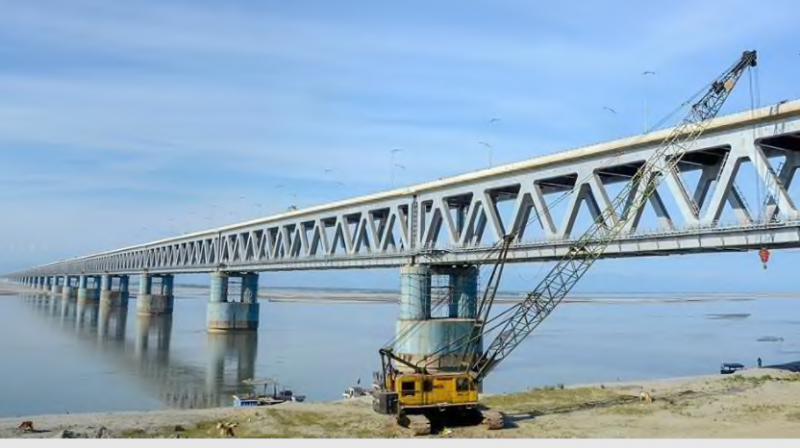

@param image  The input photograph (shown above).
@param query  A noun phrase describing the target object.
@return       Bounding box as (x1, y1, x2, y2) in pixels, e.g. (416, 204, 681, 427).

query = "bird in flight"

(602, 106, 617, 114)
(642, 70, 656, 75)
(489, 117, 501, 124)
(478, 141, 493, 149)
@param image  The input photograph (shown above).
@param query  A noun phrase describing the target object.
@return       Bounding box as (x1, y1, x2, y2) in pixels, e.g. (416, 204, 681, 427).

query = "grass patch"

(601, 404, 658, 416)
(483, 387, 634, 416)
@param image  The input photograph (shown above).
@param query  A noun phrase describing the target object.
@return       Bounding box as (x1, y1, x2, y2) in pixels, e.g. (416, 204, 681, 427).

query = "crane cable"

(396, 84, 717, 369)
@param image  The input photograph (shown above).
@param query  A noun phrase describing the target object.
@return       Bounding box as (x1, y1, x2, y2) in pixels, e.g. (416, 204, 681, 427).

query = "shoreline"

(3, 368, 800, 438)
(3, 283, 800, 305)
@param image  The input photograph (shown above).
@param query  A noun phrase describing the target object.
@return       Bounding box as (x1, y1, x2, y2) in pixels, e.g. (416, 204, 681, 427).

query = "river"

(1, 287, 798, 417)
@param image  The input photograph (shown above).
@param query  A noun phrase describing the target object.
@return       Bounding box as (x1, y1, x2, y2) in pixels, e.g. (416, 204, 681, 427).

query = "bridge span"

(6, 99, 800, 331)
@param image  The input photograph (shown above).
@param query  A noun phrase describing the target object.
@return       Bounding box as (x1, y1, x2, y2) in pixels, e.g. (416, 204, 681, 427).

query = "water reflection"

(21, 293, 258, 410)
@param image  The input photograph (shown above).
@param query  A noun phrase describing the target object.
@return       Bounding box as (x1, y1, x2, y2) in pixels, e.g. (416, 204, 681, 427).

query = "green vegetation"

(483, 386, 635, 416)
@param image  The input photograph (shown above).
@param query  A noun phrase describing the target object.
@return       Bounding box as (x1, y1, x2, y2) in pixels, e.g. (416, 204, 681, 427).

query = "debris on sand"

(216, 422, 237, 437)
(17, 421, 34, 433)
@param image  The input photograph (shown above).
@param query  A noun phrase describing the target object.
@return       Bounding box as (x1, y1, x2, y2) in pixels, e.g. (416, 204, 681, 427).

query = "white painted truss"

(10, 101, 800, 279)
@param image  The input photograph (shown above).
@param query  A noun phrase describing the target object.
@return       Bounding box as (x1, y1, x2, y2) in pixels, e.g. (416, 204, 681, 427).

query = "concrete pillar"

(207, 272, 260, 332)
(394, 264, 481, 373)
(137, 274, 174, 315)
(100, 274, 129, 308)
(240, 273, 258, 304)
(449, 266, 478, 319)
(209, 272, 228, 303)
(50, 275, 62, 295)
(139, 273, 152, 296)
(61, 275, 77, 299)
(161, 274, 174, 295)
(77, 274, 100, 303)
(399, 264, 431, 320)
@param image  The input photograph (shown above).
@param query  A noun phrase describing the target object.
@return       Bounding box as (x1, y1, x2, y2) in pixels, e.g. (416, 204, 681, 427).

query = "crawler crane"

(373, 51, 758, 431)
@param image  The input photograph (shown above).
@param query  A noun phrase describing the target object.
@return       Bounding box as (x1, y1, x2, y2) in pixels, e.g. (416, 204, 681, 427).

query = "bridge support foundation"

(207, 272, 259, 332)
(393, 264, 481, 372)
(99, 274, 129, 308)
(137, 273, 174, 315)
(50, 276, 63, 296)
(77, 275, 100, 303)
(61, 275, 78, 299)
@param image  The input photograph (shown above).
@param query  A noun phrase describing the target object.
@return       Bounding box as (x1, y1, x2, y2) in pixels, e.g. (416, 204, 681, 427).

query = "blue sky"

(1, 0, 799, 291)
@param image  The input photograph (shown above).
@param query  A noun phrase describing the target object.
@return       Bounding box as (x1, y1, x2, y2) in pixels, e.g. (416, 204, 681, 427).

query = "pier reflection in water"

(20, 292, 258, 410)
(7, 288, 800, 418)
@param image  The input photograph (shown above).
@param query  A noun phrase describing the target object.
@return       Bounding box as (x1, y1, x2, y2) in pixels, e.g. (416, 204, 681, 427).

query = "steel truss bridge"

(8, 100, 800, 278)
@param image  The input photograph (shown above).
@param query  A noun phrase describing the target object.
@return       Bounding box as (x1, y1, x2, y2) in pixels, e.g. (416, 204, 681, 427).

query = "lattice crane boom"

(469, 50, 757, 382)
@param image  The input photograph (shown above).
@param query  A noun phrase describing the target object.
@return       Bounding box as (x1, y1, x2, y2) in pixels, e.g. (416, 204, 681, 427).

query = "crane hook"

(758, 247, 770, 270)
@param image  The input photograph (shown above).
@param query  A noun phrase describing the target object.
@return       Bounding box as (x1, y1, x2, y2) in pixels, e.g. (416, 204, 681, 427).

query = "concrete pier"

(394, 264, 481, 372)
(50, 275, 63, 296)
(61, 275, 77, 299)
(99, 274, 129, 308)
(207, 272, 260, 332)
(77, 275, 101, 302)
(448, 265, 479, 319)
(399, 264, 431, 320)
(137, 273, 175, 315)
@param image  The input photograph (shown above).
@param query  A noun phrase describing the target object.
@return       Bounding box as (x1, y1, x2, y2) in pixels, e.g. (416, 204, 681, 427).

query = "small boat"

(233, 378, 305, 407)
(343, 379, 370, 399)
(343, 386, 370, 399)
(275, 388, 306, 402)
(720, 362, 745, 374)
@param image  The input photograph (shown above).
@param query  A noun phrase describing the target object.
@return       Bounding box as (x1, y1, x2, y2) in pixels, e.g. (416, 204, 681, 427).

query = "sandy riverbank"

(3, 368, 800, 438)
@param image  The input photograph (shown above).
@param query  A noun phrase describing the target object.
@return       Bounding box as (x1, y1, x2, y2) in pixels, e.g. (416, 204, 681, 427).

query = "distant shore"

(2, 368, 800, 438)
(4, 282, 799, 305)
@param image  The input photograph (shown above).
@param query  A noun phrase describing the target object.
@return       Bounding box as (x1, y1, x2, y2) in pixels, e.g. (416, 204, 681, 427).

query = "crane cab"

(374, 372, 479, 415)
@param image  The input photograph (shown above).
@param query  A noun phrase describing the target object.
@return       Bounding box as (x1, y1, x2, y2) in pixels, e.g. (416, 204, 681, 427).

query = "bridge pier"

(393, 264, 481, 372)
(50, 275, 63, 296)
(448, 265, 478, 319)
(137, 273, 175, 315)
(61, 275, 78, 299)
(77, 275, 101, 303)
(99, 274, 129, 308)
(207, 272, 260, 332)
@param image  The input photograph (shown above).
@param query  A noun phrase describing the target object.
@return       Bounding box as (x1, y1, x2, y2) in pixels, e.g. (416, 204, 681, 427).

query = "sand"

(2, 368, 800, 438)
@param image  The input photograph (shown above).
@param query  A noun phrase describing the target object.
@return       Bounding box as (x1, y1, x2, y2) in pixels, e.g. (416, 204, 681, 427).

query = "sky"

(1, 0, 799, 292)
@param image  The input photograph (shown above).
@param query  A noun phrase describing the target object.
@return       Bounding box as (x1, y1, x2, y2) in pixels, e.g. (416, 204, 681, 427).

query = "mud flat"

(3, 368, 800, 438)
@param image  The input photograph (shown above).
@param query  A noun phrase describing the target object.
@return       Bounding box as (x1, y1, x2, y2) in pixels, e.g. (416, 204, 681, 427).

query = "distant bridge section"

(9, 100, 800, 278)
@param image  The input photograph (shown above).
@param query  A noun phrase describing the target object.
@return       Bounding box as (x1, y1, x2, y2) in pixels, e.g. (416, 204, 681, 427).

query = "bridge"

(6, 99, 800, 334)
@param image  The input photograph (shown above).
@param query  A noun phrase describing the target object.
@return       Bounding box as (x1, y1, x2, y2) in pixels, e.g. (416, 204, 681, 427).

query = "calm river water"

(1, 287, 799, 417)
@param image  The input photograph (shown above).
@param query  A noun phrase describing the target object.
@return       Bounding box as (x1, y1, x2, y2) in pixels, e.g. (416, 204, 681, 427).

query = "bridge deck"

(8, 100, 800, 277)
